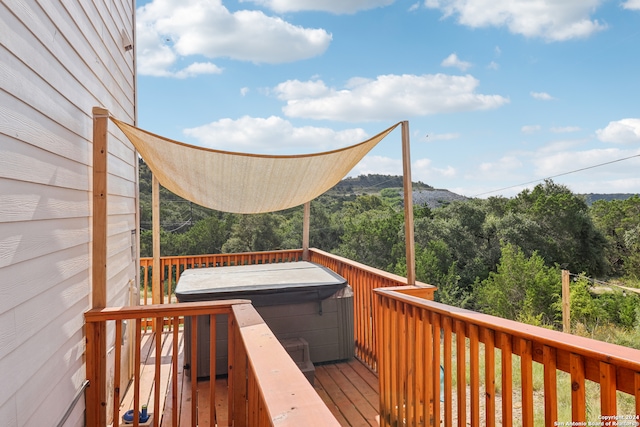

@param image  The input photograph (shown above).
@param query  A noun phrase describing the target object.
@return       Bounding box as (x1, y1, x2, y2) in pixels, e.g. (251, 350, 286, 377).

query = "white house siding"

(0, 1, 137, 426)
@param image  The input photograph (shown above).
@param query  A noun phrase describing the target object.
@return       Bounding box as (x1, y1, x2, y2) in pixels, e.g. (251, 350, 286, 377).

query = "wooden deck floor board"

(121, 330, 379, 426)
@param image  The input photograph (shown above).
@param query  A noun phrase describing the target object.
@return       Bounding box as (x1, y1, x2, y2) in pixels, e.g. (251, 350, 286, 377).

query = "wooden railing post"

(152, 174, 161, 306)
(88, 106, 109, 426)
(401, 121, 416, 286)
(302, 201, 310, 261)
(562, 269, 571, 333)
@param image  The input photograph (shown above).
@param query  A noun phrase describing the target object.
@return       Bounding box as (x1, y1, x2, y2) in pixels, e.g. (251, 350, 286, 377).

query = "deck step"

(280, 337, 315, 385)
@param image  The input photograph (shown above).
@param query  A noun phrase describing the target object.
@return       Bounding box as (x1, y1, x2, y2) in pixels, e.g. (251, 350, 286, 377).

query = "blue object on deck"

(441, 365, 445, 402)
(123, 406, 150, 424)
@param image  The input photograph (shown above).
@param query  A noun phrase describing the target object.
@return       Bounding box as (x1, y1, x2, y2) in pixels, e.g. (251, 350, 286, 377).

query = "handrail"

(55, 379, 89, 427)
(85, 299, 339, 426)
(230, 304, 341, 426)
(374, 287, 640, 427)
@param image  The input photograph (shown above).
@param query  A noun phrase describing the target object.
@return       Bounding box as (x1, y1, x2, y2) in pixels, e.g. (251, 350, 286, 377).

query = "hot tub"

(176, 261, 354, 377)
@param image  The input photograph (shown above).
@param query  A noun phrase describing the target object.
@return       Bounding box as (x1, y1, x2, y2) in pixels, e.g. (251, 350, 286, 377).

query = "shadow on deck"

(115, 330, 379, 427)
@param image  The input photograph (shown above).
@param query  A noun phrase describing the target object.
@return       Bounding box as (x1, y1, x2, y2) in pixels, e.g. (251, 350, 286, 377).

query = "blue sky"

(135, 0, 640, 198)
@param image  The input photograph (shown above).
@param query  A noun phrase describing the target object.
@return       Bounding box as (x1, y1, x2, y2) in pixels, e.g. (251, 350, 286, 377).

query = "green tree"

(569, 276, 607, 327)
(475, 243, 561, 326)
(506, 180, 607, 276)
(591, 195, 640, 278)
(414, 199, 499, 289)
(221, 213, 285, 253)
(335, 195, 404, 271)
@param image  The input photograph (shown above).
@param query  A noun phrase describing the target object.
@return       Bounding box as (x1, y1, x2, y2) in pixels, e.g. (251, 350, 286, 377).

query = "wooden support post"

(92, 107, 109, 308)
(152, 175, 161, 305)
(302, 201, 310, 261)
(89, 106, 109, 426)
(401, 121, 416, 286)
(562, 270, 570, 333)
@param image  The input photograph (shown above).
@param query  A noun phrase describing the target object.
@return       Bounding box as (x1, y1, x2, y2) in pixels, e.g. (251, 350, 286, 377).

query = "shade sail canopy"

(111, 118, 400, 214)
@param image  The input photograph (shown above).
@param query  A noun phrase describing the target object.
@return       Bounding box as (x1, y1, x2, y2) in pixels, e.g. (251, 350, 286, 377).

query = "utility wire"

(473, 153, 640, 198)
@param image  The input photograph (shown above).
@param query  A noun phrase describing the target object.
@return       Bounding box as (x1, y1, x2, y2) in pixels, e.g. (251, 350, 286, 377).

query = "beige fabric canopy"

(112, 118, 400, 214)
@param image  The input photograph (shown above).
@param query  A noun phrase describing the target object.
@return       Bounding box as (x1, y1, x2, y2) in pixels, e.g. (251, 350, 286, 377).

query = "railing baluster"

(114, 320, 122, 427)
(190, 315, 198, 427)
(500, 332, 513, 427)
(484, 328, 496, 427)
(443, 316, 453, 427)
(379, 295, 391, 427)
(570, 353, 586, 422)
(390, 298, 399, 425)
(172, 316, 179, 427)
(600, 361, 617, 416)
(133, 320, 141, 427)
(209, 314, 216, 426)
(423, 308, 433, 427)
(455, 320, 466, 427)
(227, 314, 235, 425)
(520, 338, 534, 427)
(432, 312, 441, 427)
(469, 324, 480, 427)
(636, 372, 640, 420)
(543, 345, 558, 426)
(154, 316, 162, 427)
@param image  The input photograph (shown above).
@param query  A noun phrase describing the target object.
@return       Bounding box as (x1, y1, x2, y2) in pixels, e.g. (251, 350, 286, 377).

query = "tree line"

(140, 160, 640, 341)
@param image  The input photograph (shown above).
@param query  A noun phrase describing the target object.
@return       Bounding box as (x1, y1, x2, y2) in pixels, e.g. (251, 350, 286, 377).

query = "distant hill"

(582, 193, 638, 205)
(412, 188, 468, 207)
(329, 174, 467, 208)
(329, 174, 433, 194)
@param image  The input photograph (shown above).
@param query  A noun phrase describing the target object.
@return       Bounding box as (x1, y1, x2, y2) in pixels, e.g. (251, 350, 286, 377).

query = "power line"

(472, 153, 640, 198)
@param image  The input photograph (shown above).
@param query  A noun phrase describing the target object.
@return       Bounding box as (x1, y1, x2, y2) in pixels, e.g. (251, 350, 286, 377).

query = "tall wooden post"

(152, 175, 161, 305)
(401, 121, 416, 286)
(302, 201, 311, 261)
(88, 106, 109, 426)
(562, 270, 571, 333)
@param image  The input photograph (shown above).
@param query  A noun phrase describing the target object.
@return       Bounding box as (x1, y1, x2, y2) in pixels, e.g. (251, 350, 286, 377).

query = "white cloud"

(173, 62, 223, 79)
(479, 155, 524, 175)
(487, 61, 499, 70)
(426, 132, 460, 141)
(532, 146, 640, 182)
(596, 118, 640, 143)
(550, 126, 580, 133)
(530, 91, 554, 100)
(425, 0, 607, 41)
(414, 158, 457, 178)
(521, 125, 541, 133)
(349, 156, 456, 180)
(441, 53, 472, 71)
(240, 87, 250, 96)
(136, 0, 332, 77)
(243, 0, 395, 14)
(622, 0, 640, 10)
(273, 74, 509, 122)
(183, 116, 368, 153)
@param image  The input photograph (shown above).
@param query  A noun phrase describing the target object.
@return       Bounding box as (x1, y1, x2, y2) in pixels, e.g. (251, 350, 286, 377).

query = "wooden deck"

(115, 329, 379, 427)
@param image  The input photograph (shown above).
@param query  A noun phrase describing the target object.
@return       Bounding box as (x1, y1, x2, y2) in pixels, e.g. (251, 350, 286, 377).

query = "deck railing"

(85, 300, 338, 426)
(374, 287, 640, 427)
(140, 249, 437, 371)
(308, 249, 436, 370)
